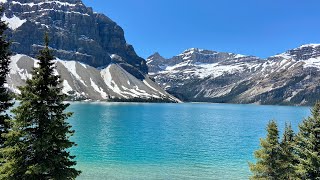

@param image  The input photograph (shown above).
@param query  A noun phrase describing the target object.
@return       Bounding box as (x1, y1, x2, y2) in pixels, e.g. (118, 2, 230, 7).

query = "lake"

(68, 102, 311, 180)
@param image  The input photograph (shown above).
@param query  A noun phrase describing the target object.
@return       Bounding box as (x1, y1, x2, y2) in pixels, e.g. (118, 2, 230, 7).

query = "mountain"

(7, 54, 178, 102)
(1, 0, 179, 102)
(1, 0, 147, 79)
(147, 45, 320, 106)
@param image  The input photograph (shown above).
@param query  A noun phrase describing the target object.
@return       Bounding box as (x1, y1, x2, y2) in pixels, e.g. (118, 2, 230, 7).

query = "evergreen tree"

(0, 34, 81, 179)
(295, 102, 320, 179)
(0, 6, 13, 146)
(249, 120, 282, 180)
(279, 123, 296, 179)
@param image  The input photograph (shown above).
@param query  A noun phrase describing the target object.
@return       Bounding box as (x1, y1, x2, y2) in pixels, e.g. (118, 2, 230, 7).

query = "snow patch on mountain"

(11, 1, 78, 8)
(58, 60, 87, 86)
(90, 78, 107, 99)
(100, 65, 126, 98)
(194, 62, 260, 78)
(303, 57, 320, 69)
(272, 53, 291, 59)
(1, 13, 26, 30)
(62, 80, 72, 92)
(299, 44, 320, 49)
(9, 54, 32, 80)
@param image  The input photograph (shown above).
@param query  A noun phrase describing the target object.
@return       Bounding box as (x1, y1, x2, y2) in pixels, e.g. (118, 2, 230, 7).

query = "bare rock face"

(1, 0, 147, 79)
(1, 0, 180, 102)
(148, 45, 320, 106)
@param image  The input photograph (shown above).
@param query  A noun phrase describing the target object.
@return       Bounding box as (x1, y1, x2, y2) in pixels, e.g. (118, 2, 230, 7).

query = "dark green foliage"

(0, 6, 13, 146)
(295, 102, 320, 179)
(279, 123, 297, 179)
(0, 34, 81, 179)
(250, 102, 320, 179)
(249, 120, 282, 180)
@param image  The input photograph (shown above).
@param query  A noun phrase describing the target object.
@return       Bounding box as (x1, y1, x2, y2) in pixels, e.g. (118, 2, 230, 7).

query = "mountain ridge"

(149, 43, 320, 63)
(147, 44, 320, 105)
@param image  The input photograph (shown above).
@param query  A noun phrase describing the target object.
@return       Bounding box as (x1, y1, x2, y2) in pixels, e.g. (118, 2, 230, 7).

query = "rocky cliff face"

(0, 0, 180, 102)
(1, 0, 147, 79)
(148, 45, 320, 106)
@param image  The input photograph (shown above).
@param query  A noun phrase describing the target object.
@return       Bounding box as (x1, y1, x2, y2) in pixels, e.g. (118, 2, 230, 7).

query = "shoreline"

(65, 100, 312, 107)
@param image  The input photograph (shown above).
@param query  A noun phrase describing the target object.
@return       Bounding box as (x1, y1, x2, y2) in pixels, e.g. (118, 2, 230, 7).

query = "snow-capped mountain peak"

(271, 43, 320, 62)
(147, 48, 260, 76)
(298, 43, 320, 49)
(180, 48, 206, 54)
(148, 44, 320, 105)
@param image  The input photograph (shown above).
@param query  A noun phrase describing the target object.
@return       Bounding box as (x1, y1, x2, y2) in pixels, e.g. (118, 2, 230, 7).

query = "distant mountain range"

(147, 44, 320, 106)
(1, 0, 178, 102)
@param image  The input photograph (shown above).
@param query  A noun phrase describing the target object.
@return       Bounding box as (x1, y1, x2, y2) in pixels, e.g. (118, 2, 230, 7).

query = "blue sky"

(82, 0, 320, 59)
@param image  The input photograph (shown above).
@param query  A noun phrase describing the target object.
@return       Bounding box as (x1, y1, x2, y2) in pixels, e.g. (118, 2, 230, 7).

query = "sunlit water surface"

(67, 102, 310, 180)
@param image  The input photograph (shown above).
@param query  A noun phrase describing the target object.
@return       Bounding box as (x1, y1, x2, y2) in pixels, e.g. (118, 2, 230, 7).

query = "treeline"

(249, 102, 320, 179)
(0, 7, 80, 179)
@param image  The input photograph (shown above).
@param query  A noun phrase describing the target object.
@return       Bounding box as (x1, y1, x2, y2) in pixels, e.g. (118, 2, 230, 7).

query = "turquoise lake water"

(68, 103, 311, 180)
